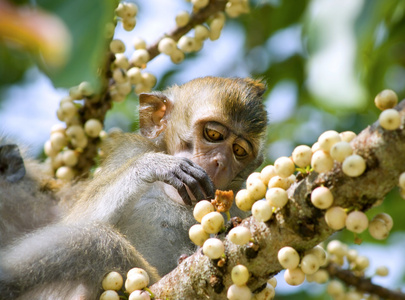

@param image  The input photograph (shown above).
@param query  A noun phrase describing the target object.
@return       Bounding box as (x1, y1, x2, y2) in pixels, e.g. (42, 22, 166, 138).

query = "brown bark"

(150, 101, 405, 299)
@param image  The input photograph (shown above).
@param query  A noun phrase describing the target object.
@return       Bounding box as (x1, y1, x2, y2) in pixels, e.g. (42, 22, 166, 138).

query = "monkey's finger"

(180, 161, 215, 200)
(164, 175, 193, 206)
(180, 173, 207, 202)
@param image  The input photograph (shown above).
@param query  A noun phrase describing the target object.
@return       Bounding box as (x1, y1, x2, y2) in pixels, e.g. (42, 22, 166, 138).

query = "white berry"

(192, 0, 209, 9)
(260, 165, 276, 185)
(228, 226, 251, 245)
(330, 141, 353, 163)
(50, 132, 67, 151)
(374, 89, 398, 111)
(193, 200, 214, 222)
(375, 266, 389, 277)
(100, 290, 120, 300)
(345, 211, 369, 234)
(305, 245, 327, 266)
(127, 67, 142, 84)
(265, 187, 288, 208)
(133, 37, 146, 50)
(300, 253, 320, 275)
(102, 271, 123, 291)
(252, 200, 273, 222)
(379, 108, 401, 130)
(235, 189, 255, 211)
(231, 265, 250, 286)
(110, 39, 126, 54)
(268, 176, 290, 190)
(130, 49, 150, 67)
(327, 280, 345, 297)
(125, 274, 148, 293)
(252, 283, 274, 300)
(326, 240, 347, 257)
(194, 25, 210, 40)
(227, 284, 252, 300)
(84, 119, 103, 138)
(175, 11, 190, 27)
(56, 166, 74, 181)
(189, 224, 209, 246)
(127, 268, 149, 286)
(123, 17, 136, 31)
(318, 130, 341, 152)
(342, 154, 366, 177)
(62, 149, 78, 167)
(277, 246, 300, 269)
(284, 268, 305, 286)
(373, 213, 393, 231)
(311, 150, 334, 173)
(292, 145, 312, 168)
(158, 37, 177, 55)
(129, 290, 150, 300)
(177, 36, 197, 53)
(201, 211, 224, 234)
(325, 206, 347, 230)
(203, 238, 225, 259)
(274, 156, 295, 178)
(247, 177, 267, 201)
(368, 218, 389, 240)
(310, 186, 333, 209)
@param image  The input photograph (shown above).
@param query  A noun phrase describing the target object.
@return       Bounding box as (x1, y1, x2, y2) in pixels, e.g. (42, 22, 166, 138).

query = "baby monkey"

(0, 76, 268, 299)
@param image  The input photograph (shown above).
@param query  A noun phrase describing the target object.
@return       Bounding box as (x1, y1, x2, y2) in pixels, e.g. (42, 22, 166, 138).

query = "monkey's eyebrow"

(204, 121, 228, 136)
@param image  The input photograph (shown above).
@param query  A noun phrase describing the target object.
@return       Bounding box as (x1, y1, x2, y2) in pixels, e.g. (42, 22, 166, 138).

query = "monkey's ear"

(139, 92, 173, 139)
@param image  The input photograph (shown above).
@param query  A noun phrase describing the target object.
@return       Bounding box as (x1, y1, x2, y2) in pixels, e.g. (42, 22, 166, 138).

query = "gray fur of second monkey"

(0, 77, 268, 300)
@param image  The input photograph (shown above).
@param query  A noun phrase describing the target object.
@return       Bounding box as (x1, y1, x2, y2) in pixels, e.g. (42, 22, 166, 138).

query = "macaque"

(0, 77, 268, 299)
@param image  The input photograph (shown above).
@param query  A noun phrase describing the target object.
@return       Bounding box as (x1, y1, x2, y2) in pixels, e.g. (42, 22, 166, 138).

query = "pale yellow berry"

(177, 36, 196, 53)
(345, 211, 369, 234)
(56, 166, 74, 181)
(44, 140, 58, 157)
(141, 73, 156, 88)
(375, 266, 389, 277)
(311, 150, 334, 173)
(116, 81, 132, 96)
(189, 224, 209, 246)
(209, 18, 224, 41)
(267, 277, 277, 288)
(127, 268, 149, 286)
(102, 271, 123, 291)
(252, 200, 273, 222)
(310, 186, 333, 209)
(278, 246, 300, 269)
(235, 189, 255, 211)
(313, 269, 329, 284)
(339, 131, 356, 142)
(201, 211, 224, 234)
(84, 119, 103, 138)
(268, 176, 290, 190)
(66, 125, 85, 139)
(112, 68, 128, 84)
(114, 53, 130, 69)
(193, 200, 214, 222)
(62, 149, 78, 167)
(128, 290, 150, 300)
(330, 141, 353, 163)
(227, 284, 252, 300)
(110, 39, 126, 53)
(368, 218, 389, 240)
(246, 172, 261, 184)
(133, 37, 146, 50)
(228, 226, 251, 245)
(305, 245, 327, 266)
(355, 255, 369, 270)
(134, 83, 150, 94)
(292, 145, 312, 168)
(50, 132, 67, 151)
(318, 130, 341, 152)
(124, 3, 138, 18)
(252, 283, 274, 300)
(130, 49, 150, 67)
(110, 90, 126, 103)
(326, 280, 345, 297)
(51, 153, 64, 169)
(78, 81, 94, 97)
(158, 37, 177, 55)
(346, 291, 362, 300)
(125, 274, 148, 293)
(399, 172, 405, 189)
(225, 2, 245, 18)
(170, 48, 185, 64)
(194, 25, 210, 40)
(231, 265, 250, 286)
(127, 67, 142, 84)
(71, 135, 88, 149)
(115, 3, 126, 18)
(284, 268, 305, 286)
(100, 290, 120, 300)
(192, 0, 209, 9)
(69, 86, 82, 100)
(203, 238, 224, 259)
(300, 253, 320, 275)
(123, 17, 136, 31)
(60, 101, 77, 120)
(260, 165, 276, 185)
(373, 213, 393, 231)
(246, 178, 267, 201)
(325, 206, 347, 230)
(326, 240, 347, 257)
(311, 142, 320, 152)
(346, 249, 358, 262)
(342, 154, 366, 177)
(274, 156, 295, 178)
(265, 187, 288, 208)
(104, 22, 115, 39)
(175, 11, 190, 27)
(379, 109, 401, 130)
(374, 89, 398, 111)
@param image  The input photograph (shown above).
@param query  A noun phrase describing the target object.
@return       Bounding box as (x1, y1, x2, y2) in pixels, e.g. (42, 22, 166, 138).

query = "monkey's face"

(175, 117, 257, 191)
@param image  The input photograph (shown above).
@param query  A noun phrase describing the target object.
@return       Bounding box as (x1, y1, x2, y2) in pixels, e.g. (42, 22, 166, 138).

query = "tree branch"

(150, 100, 405, 299)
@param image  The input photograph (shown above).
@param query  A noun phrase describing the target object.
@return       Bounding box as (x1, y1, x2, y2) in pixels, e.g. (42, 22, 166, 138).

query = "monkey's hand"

(140, 153, 215, 205)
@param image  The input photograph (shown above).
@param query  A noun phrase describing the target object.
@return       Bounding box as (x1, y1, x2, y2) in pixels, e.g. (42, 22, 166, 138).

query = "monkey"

(0, 76, 268, 299)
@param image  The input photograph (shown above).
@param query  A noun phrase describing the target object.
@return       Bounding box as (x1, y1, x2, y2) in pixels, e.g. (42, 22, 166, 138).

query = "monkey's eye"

(233, 144, 248, 158)
(204, 128, 224, 142)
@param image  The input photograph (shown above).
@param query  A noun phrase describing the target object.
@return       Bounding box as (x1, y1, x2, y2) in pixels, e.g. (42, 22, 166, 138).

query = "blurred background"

(0, 0, 404, 298)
